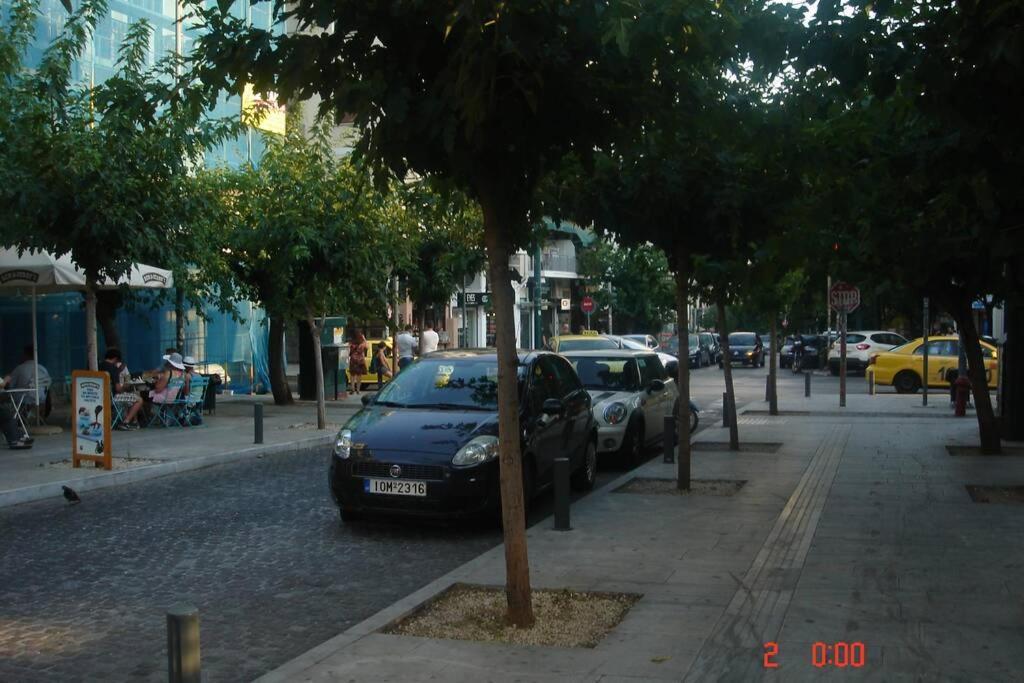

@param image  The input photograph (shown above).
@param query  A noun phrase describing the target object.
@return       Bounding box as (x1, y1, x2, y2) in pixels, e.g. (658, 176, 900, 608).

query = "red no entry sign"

(829, 282, 861, 313)
(581, 296, 595, 314)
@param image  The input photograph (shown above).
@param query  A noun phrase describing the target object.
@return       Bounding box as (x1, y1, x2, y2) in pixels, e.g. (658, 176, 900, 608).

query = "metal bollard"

(722, 392, 730, 428)
(553, 457, 571, 531)
(765, 374, 771, 402)
(868, 370, 875, 395)
(663, 415, 675, 464)
(804, 372, 811, 398)
(254, 403, 263, 444)
(167, 605, 201, 683)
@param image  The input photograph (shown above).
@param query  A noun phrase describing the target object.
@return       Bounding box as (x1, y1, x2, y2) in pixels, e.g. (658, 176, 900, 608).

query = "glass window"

(642, 354, 666, 382)
(569, 357, 640, 392)
(729, 333, 756, 346)
(557, 338, 619, 351)
(374, 358, 515, 410)
(528, 359, 561, 411)
(913, 341, 957, 357)
(545, 356, 581, 397)
(846, 334, 867, 344)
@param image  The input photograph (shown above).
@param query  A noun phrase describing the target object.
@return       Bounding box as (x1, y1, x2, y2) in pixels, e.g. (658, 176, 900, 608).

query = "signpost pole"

(923, 297, 930, 407)
(534, 243, 542, 348)
(586, 311, 591, 331)
(839, 310, 847, 408)
(607, 282, 613, 334)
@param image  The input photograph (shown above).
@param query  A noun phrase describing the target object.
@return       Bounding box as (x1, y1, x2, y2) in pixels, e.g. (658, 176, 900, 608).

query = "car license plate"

(364, 478, 427, 496)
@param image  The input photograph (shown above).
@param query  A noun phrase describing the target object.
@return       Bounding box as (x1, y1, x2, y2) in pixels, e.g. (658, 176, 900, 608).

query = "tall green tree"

(800, 0, 1024, 451)
(190, 0, 676, 626)
(0, 0, 234, 369)
(192, 118, 396, 421)
(577, 241, 675, 334)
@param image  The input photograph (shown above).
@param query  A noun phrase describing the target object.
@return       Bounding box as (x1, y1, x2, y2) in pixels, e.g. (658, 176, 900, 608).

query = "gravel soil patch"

(383, 583, 640, 648)
(614, 477, 746, 497)
(692, 441, 782, 453)
(965, 485, 1024, 504)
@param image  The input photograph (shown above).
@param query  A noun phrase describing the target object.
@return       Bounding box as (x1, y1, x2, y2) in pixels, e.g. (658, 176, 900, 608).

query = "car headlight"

(746, 351, 753, 356)
(603, 402, 627, 425)
(452, 435, 499, 467)
(333, 429, 352, 459)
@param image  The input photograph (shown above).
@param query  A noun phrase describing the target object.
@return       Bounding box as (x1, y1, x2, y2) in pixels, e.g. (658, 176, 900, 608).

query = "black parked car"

(780, 335, 797, 368)
(721, 332, 764, 368)
(329, 350, 598, 523)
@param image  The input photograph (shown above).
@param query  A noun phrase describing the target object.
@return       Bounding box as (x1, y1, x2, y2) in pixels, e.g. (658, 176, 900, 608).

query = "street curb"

(252, 453, 666, 683)
(0, 434, 334, 510)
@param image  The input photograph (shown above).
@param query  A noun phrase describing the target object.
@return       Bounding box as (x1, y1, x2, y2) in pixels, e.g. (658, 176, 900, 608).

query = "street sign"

(458, 292, 491, 307)
(72, 370, 111, 470)
(560, 298, 570, 311)
(828, 282, 860, 313)
(580, 296, 595, 314)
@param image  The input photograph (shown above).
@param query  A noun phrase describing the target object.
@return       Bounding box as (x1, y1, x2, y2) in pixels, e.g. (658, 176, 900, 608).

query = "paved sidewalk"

(259, 393, 1024, 682)
(0, 395, 361, 509)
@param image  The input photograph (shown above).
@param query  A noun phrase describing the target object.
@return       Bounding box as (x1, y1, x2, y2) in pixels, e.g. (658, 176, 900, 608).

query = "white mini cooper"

(560, 349, 680, 465)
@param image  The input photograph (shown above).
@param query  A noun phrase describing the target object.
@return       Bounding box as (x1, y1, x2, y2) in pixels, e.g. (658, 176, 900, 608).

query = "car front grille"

(351, 461, 445, 481)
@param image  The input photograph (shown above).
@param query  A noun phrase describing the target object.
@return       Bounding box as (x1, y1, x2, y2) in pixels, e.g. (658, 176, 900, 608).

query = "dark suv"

(721, 332, 764, 368)
(329, 350, 598, 523)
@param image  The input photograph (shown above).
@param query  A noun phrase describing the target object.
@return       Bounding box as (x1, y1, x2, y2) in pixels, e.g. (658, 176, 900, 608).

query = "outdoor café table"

(1, 387, 35, 436)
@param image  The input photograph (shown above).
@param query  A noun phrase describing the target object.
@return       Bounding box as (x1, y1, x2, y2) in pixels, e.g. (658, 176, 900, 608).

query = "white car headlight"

(746, 351, 753, 356)
(603, 402, 627, 425)
(333, 429, 352, 459)
(452, 435, 499, 467)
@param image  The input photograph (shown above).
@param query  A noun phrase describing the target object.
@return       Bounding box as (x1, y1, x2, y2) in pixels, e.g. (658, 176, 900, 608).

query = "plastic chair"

(179, 376, 208, 427)
(147, 378, 185, 427)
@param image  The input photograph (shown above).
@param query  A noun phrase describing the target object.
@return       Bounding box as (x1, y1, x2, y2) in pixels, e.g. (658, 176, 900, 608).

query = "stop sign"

(829, 281, 861, 313)
(580, 296, 595, 314)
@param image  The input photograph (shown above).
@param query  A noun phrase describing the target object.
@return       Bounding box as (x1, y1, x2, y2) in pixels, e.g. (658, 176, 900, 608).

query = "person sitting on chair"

(3, 345, 51, 414)
(120, 353, 186, 430)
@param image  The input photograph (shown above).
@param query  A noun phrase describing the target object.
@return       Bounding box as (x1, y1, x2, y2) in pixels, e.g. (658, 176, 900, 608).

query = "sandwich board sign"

(72, 370, 111, 470)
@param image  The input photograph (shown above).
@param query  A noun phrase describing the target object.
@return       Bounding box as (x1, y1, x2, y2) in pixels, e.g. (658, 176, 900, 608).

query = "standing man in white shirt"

(420, 322, 440, 355)
(396, 325, 417, 372)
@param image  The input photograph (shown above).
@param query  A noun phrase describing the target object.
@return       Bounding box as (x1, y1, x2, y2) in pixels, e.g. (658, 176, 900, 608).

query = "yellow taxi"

(549, 334, 620, 353)
(345, 337, 394, 388)
(869, 335, 998, 394)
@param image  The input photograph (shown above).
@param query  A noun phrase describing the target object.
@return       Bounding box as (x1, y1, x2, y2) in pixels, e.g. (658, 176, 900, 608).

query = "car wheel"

(619, 418, 644, 467)
(571, 440, 597, 491)
(689, 405, 699, 434)
(339, 507, 362, 523)
(893, 370, 921, 394)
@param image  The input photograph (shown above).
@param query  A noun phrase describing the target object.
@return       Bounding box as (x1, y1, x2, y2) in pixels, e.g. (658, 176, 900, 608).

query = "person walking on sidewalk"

(348, 329, 369, 395)
(420, 322, 439, 355)
(374, 343, 394, 387)
(396, 325, 417, 372)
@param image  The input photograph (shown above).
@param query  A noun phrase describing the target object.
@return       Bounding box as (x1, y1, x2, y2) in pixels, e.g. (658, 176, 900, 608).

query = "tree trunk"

(950, 298, 1001, 454)
(175, 288, 186, 352)
(674, 245, 692, 491)
(95, 290, 122, 351)
(307, 315, 326, 430)
(717, 300, 739, 450)
(1002, 256, 1024, 440)
(480, 191, 534, 628)
(392, 277, 400, 377)
(769, 311, 778, 416)
(84, 278, 99, 371)
(268, 315, 293, 405)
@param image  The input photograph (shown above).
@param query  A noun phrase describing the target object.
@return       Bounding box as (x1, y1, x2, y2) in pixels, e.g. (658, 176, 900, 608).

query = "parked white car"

(561, 349, 679, 465)
(621, 334, 660, 350)
(609, 335, 679, 372)
(827, 330, 908, 375)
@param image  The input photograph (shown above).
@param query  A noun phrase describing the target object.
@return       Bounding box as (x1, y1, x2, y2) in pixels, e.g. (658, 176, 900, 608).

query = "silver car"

(561, 349, 679, 465)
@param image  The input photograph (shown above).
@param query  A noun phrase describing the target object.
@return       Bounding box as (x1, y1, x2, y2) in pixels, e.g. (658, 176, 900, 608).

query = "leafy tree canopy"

(578, 241, 674, 334)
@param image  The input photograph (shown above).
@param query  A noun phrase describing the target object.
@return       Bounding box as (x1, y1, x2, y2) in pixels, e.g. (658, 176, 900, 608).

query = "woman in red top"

(348, 329, 369, 395)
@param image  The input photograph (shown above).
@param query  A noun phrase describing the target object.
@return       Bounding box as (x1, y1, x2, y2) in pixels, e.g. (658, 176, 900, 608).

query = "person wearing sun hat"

(119, 353, 186, 430)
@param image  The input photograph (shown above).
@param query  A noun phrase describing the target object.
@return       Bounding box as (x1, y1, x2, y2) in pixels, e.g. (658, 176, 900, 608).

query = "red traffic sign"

(829, 281, 861, 313)
(580, 296, 595, 314)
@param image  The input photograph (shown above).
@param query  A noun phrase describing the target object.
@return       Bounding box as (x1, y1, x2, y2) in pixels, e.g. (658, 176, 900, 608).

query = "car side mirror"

(648, 379, 666, 393)
(361, 393, 376, 407)
(665, 360, 678, 375)
(541, 398, 563, 415)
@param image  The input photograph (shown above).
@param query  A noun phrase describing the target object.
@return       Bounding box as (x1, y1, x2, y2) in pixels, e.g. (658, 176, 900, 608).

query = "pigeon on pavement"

(62, 486, 81, 505)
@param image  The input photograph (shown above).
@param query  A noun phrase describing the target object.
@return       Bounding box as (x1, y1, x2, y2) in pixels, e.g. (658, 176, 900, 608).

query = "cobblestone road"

(0, 447, 502, 682)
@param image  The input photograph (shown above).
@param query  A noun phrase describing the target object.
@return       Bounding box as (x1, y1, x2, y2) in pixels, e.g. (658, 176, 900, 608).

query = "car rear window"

(729, 333, 756, 345)
(558, 338, 619, 351)
(845, 334, 867, 343)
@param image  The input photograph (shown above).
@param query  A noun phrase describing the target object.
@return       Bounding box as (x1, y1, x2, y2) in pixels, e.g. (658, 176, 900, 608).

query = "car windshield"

(618, 337, 646, 350)
(663, 337, 679, 352)
(569, 357, 640, 392)
(373, 358, 521, 410)
(558, 337, 619, 351)
(730, 333, 756, 346)
(688, 334, 699, 347)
